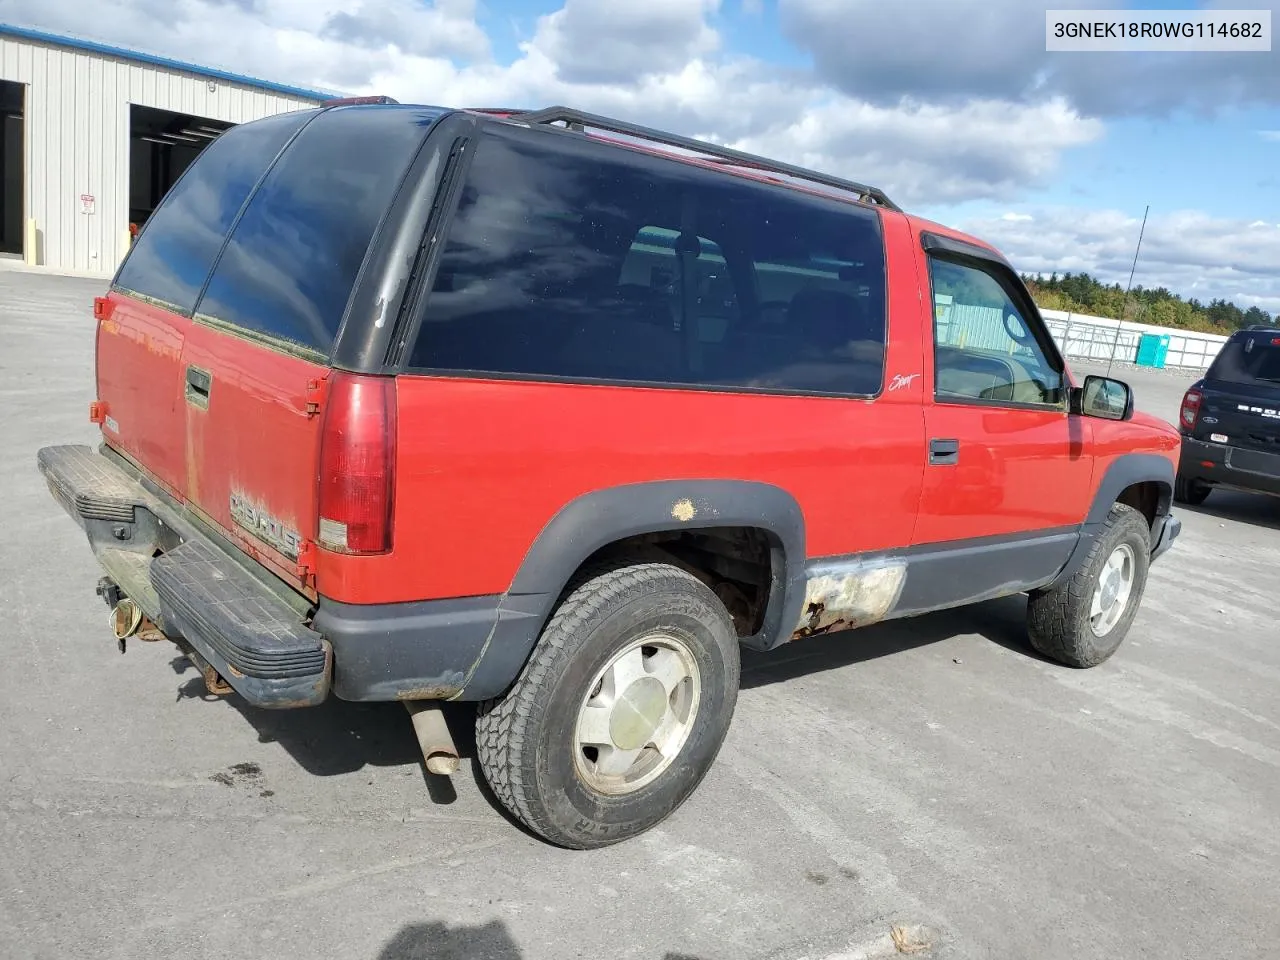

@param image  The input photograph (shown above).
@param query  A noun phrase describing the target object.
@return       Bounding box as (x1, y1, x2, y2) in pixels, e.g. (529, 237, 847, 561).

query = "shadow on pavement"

(375, 921, 707, 960)
(742, 593, 1050, 688)
(378, 920, 522, 960)
(167, 594, 1050, 804)
(1180, 488, 1280, 532)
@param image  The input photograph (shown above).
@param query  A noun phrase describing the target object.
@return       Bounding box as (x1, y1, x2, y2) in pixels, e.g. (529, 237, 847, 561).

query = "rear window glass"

(407, 125, 887, 396)
(1207, 334, 1280, 385)
(195, 106, 444, 355)
(113, 110, 313, 315)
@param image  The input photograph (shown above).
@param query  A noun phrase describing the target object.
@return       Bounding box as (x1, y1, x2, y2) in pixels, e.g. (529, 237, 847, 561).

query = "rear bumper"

(1179, 436, 1280, 497)
(37, 444, 331, 709)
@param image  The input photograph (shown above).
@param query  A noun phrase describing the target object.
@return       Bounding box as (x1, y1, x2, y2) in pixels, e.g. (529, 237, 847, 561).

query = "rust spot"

(395, 685, 463, 702)
(790, 560, 907, 640)
(671, 499, 697, 522)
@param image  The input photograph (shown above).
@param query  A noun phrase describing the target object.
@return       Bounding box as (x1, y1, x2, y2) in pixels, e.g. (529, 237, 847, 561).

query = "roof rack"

(1247, 323, 1278, 331)
(513, 106, 900, 212)
(323, 95, 400, 107)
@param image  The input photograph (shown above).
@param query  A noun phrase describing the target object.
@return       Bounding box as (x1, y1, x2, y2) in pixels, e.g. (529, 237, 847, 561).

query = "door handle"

(185, 365, 212, 409)
(929, 438, 959, 466)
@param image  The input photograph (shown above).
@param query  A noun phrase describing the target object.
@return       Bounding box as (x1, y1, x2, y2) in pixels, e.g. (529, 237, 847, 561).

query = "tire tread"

(1027, 502, 1150, 668)
(475, 561, 735, 846)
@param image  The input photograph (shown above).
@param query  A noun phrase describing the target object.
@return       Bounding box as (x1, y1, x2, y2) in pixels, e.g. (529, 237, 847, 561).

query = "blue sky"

(4, 0, 1277, 313)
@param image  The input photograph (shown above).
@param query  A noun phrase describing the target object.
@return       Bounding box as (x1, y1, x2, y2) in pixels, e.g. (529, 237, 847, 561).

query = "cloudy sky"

(4, 0, 1277, 313)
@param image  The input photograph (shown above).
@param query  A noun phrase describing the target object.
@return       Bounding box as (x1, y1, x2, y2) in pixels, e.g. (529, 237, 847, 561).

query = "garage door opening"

(1, 79, 23, 257)
(129, 105, 233, 234)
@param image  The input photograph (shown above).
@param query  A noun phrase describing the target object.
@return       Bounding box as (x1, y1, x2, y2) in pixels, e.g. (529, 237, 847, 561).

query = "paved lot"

(2, 269, 1278, 960)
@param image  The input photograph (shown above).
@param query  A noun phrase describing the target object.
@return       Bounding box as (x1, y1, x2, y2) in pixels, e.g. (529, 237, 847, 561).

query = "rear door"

(1196, 332, 1280, 459)
(99, 111, 313, 498)
(179, 105, 436, 588)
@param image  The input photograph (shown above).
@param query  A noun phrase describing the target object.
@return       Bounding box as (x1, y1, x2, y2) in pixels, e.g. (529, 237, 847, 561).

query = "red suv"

(38, 101, 1182, 849)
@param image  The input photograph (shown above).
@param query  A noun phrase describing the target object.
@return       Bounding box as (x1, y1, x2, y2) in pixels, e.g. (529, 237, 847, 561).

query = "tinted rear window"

(407, 124, 887, 396)
(1207, 333, 1280, 385)
(194, 106, 445, 355)
(113, 110, 313, 315)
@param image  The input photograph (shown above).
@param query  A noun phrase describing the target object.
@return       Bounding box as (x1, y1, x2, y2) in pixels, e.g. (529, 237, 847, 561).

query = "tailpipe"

(111, 598, 143, 640)
(404, 701, 460, 776)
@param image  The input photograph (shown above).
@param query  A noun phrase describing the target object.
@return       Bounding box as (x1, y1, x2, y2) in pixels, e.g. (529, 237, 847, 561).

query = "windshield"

(1206, 333, 1280, 385)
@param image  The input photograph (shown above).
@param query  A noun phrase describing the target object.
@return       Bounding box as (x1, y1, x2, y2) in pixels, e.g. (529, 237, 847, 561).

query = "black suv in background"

(1175, 326, 1280, 505)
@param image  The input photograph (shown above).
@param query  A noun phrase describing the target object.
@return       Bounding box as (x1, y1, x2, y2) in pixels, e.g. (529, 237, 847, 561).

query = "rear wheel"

(1026, 503, 1151, 668)
(1174, 473, 1211, 506)
(475, 561, 740, 849)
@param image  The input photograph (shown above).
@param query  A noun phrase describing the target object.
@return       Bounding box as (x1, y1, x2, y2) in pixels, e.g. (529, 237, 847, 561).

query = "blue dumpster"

(1135, 333, 1170, 368)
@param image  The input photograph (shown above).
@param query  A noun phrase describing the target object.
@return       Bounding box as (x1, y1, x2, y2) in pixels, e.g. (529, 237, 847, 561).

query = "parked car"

(1175, 326, 1280, 505)
(38, 100, 1182, 849)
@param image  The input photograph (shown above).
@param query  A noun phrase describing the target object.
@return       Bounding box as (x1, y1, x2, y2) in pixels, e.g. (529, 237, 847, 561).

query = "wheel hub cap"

(573, 633, 702, 796)
(609, 677, 668, 751)
(1090, 543, 1136, 637)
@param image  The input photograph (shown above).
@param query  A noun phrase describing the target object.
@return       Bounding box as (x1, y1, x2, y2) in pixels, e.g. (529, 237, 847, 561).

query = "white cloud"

(0, 0, 1103, 207)
(961, 208, 1280, 312)
(779, 0, 1280, 118)
(727, 97, 1101, 206)
(1259, 130, 1280, 142)
(7, 0, 1268, 314)
(530, 0, 721, 85)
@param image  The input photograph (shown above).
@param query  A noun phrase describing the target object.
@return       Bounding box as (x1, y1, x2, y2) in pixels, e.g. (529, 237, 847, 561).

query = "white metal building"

(0, 24, 330, 274)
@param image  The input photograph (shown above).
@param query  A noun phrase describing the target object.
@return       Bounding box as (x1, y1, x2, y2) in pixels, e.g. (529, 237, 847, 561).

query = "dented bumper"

(36, 444, 331, 709)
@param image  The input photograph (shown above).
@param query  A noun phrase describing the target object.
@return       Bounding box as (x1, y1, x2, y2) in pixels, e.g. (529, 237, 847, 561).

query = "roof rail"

(513, 106, 900, 212)
(323, 95, 400, 107)
(1247, 323, 1278, 331)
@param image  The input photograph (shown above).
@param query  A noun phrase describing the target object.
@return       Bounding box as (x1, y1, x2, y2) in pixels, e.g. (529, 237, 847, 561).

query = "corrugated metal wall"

(0, 35, 317, 273)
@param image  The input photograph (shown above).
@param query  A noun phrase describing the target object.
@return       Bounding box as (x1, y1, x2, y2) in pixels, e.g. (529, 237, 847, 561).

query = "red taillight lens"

(317, 373, 396, 555)
(1179, 388, 1202, 431)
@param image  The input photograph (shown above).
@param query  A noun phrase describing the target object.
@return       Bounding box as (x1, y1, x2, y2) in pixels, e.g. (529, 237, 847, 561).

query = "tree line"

(1021, 271, 1276, 334)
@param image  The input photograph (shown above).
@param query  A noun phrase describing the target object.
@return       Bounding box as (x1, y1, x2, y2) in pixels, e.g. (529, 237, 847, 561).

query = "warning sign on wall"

(80, 194, 95, 215)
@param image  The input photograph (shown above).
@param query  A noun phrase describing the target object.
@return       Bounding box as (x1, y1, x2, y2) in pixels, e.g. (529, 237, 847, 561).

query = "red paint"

(179, 322, 329, 592)
(95, 292, 191, 501)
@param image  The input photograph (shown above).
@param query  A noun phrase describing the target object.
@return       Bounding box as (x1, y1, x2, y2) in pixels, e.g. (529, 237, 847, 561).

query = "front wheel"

(475, 561, 740, 849)
(1026, 503, 1151, 668)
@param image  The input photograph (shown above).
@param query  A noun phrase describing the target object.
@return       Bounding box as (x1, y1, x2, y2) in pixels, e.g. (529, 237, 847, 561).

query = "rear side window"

(195, 106, 444, 356)
(1207, 334, 1280, 385)
(407, 125, 887, 396)
(113, 110, 313, 315)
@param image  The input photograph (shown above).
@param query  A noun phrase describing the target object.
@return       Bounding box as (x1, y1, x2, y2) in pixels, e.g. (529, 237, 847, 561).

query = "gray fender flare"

(1050, 453, 1175, 586)
(467, 480, 809, 697)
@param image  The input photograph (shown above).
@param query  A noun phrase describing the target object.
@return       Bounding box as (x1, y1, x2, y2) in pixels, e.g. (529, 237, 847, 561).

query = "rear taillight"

(317, 373, 396, 555)
(1179, 387, 1202, 431)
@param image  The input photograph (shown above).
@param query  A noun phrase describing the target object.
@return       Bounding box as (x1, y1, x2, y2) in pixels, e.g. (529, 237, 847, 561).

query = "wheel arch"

(1086, 454, 1175, 528)
(506, 480, 809, 650)
(1048, 453, 1175, 589)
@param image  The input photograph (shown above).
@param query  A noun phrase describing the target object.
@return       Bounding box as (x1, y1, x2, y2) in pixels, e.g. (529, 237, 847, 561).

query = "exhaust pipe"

(404, 701, 460, 776)
(111, 598, 143, 640)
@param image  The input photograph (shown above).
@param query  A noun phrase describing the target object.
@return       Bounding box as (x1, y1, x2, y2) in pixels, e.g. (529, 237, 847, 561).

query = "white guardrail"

(1038, 308, 1228, 372)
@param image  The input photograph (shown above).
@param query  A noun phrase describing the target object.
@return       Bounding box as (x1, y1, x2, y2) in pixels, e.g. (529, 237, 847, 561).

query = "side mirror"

(1073, 375, 1134, 421)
